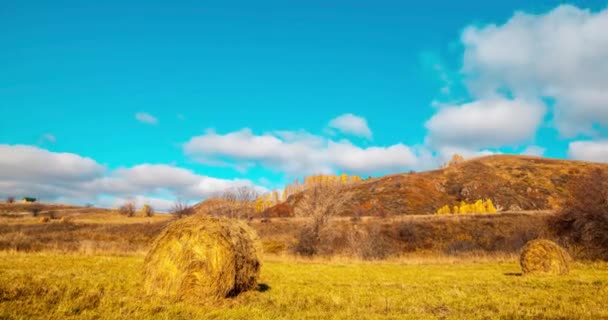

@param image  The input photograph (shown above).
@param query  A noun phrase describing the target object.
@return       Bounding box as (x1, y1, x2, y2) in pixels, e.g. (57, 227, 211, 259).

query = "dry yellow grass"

(143, 215, 262, 303)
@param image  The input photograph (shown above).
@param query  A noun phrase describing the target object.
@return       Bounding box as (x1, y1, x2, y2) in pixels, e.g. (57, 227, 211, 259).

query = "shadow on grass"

(504, 272, 523, 277)
(256, 283, 271, 292)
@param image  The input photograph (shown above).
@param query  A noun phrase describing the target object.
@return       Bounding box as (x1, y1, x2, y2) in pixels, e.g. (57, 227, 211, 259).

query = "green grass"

(1, 253, 607, 319)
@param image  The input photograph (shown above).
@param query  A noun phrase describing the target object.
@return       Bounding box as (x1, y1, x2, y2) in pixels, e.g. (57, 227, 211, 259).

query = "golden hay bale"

(520, 239, 570, 275)
(143, 215, 262, 302)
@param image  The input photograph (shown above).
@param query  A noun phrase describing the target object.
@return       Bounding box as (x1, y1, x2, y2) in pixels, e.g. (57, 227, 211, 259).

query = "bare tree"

(28, 204, 43, 217)
(141, 204, 154, 217)
(292, 184, 350, 256)
(171, 200, 194, 219)
(210, 186, 259, 219)
(119, 200, 136, 217)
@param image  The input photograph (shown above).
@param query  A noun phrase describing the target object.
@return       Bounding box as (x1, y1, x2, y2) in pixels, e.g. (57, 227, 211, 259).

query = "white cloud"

(521, 145, 546, 157)
(425, 98, 546, 149)
(40, 133, 57, 144)
(461, 5, 608, 137)
(328, 114, 372, 139)
(0, 145, 104, 183)
(568, 140, 608, 163)
(184, 128, 421, 175)
(0, 144, 262, 207)
(135, 112, 158, 125)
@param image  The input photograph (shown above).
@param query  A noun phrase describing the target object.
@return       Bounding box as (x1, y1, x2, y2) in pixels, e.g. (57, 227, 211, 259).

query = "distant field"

(0, 253, 607, 319)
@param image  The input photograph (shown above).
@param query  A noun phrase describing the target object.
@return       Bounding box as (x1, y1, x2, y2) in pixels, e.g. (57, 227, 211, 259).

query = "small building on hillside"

(22, 197, 37, 203)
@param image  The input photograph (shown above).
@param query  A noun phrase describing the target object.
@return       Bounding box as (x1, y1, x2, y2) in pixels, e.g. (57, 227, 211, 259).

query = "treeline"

(435, 199, 497, 215)
(255, 174, 364, 213)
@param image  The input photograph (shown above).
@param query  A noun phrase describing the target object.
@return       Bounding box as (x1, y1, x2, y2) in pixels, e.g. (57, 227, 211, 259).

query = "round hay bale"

(143, 215, 262, 302)
(520, 239, 570, 275)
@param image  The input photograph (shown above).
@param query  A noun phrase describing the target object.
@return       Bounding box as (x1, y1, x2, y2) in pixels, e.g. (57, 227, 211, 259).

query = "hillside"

(264, 155, 608, 217)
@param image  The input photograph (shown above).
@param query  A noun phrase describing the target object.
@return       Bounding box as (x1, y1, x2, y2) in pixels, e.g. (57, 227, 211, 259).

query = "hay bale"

(143, 215, 262, 302)
(520, 239, 570, 275)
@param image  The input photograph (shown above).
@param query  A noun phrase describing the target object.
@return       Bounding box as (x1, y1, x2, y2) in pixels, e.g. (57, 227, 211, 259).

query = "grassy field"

(1, 253, 607, 319)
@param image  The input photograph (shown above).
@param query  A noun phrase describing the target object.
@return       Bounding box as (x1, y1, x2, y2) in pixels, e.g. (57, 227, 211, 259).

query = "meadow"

(1, 252, 608, 319)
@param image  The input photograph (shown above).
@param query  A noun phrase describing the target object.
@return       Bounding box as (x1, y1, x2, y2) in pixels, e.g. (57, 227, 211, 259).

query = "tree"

(141, 204, 154, 217)
(292, 184, 350, 256)
(6, 196, 15, 203)
(472, 200, 486, 214)
(485, 199, 497, 214)
(28, 204, 43, 217)
(254, 196, 265, 214)
(119, 200, 136, 217)
(171, 200, 194, 219)
(550, 168, 608, 260)
(219, 186, 259, 219)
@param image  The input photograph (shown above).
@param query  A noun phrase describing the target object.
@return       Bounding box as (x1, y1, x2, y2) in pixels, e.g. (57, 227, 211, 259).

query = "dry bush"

(118, 201, 136, 217)
(27, 204, 43, 217)
(549, 168, 608, 260)
(141, 204, 154, 217)
(347, 224, 393, 260)
(171, 200, 194, 219)
(520, 239, 570, 275)
(39, 217, 50, 224)
(143, 215, 262, 302)
(291, 185, 350, 256)
(6, 196, 15, 203)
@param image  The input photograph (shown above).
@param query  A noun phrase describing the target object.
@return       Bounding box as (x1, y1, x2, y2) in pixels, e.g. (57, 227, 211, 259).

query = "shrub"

(39, 217, 50, 223)
(549, 168, 608, 260)
(119, 201, 136, 217)
(27, 205, 43, 217)
(143, 215, 262, 302)
(141, 204, 154, 217)
(292, 225, 320, 257)
(6, 196, 15, 203)
(520, 239, 570, 275)
(171, 201, 194, 219)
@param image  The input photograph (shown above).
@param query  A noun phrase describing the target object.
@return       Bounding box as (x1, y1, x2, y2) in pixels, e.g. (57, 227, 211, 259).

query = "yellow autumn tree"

(472, 200, 486, 214)
(254, 196, 265, 213)
(435, 205, 451, 215)
(485, 199, 497, 214)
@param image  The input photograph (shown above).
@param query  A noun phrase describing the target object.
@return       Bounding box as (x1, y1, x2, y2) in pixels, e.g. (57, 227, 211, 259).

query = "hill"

(263, 155, 608, 217)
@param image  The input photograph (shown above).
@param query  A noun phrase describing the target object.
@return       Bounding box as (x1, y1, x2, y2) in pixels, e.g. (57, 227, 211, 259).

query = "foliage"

(550, 168, 608, 260)
(5, 196, 15, 204)
(435, 199, 498, 215)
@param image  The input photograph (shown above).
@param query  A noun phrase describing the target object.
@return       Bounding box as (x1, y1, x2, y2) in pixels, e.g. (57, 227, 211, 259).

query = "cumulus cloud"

(568, 140, 608, 163)
(521, 145, 546, 157)
(135, 112, 158, 125)
(461, 5, 608, 137)
(40, 133, 57, 144)
(425, 98, 546, 149)
(184, 128, 420, 175)
(328, 114, 373, 139)
(0, 144, 261, 208)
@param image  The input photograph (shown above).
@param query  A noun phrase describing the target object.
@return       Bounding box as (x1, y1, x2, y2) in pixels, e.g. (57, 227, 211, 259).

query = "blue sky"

(1, 1, 608, 209)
